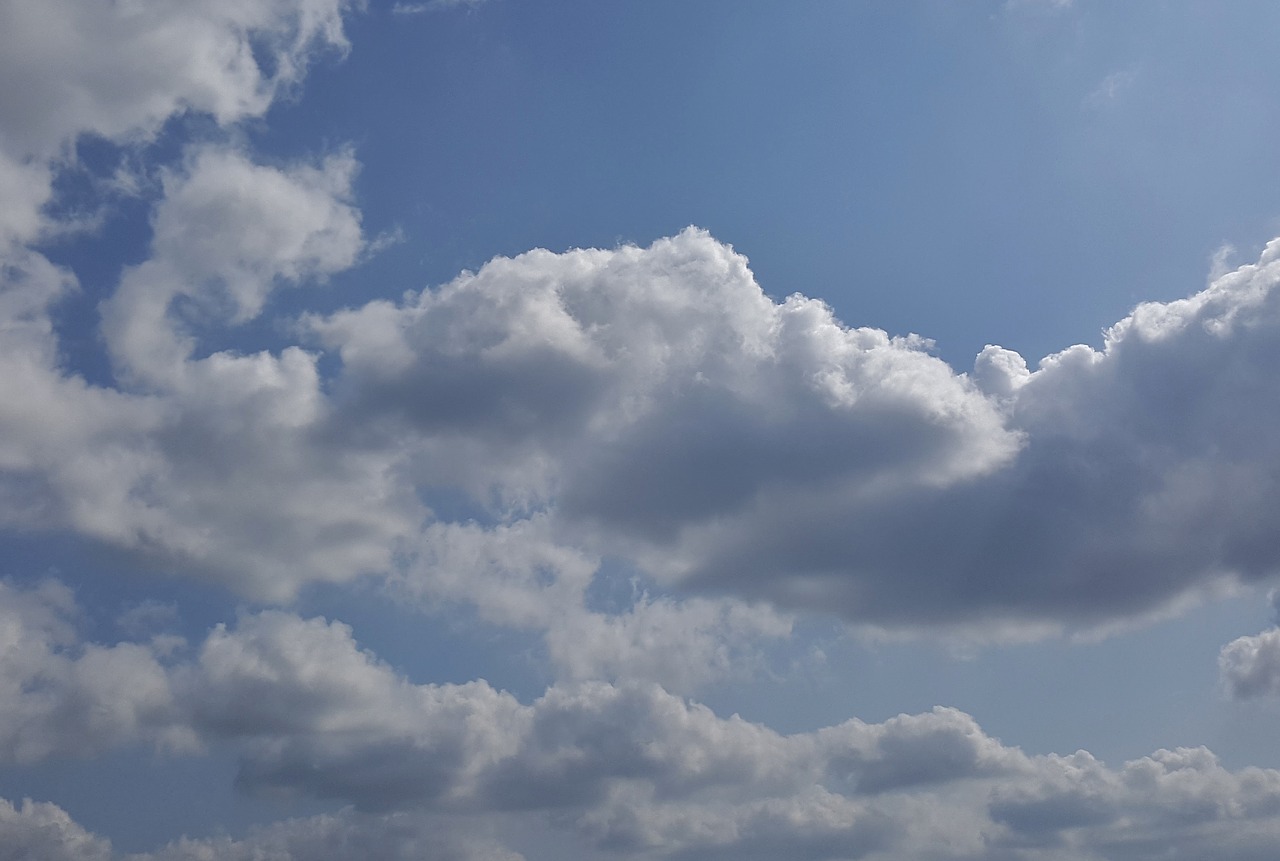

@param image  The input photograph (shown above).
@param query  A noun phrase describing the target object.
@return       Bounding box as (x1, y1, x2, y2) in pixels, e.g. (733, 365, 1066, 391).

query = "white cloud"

(102, 144, 366, 383)
(0, 0, 355, 159)
(1086, 69, 1139, 107)
(544, 596, 792, 694)
(0, 798, 111, 861)
(303, 229, 1280, 638)
(1220, 627, 1280, 698)
(0, 581, 186, 764)
(1004, 0, 1073, 12)
(0, 0, 383, 602)
(0, 799, 523, 861)
(393, 0, 490, 14)
(9, 585, 1280, 859)
(7, 580, 1280, 854)
(0, 142, 420, 601)
(142, 812, 527, 861)
(15, 219, 1280, 635)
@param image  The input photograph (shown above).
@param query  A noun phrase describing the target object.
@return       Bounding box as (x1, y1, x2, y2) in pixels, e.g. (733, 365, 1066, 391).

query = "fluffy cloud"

(0, 581, 183, 764)
(0, 798, 111, 861)
(542, 595, 791, 693)
(17, 217, 1280, 633)
(102, 144, 367, 381)
(310, 230, 1017, 514)
(0, 0, 387, 601)
(0, 0, 354, 159)
(7, 594, 1280, 860)
(0, 143, 414, 601)
(1220, 627, 1280, 699)
(303, 230, 1280, 635)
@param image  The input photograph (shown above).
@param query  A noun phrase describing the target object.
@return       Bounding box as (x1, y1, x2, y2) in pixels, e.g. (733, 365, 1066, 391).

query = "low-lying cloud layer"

(6, 579, 1280, 861)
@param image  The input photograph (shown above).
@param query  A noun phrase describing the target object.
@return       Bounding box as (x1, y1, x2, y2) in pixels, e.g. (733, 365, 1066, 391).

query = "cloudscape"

(6, 1, 1280, 859)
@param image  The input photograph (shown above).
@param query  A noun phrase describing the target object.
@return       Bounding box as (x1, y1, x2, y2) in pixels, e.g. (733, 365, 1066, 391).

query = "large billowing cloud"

(13, 209, 1280, 631)
(302, 231, 1280, 634)
(4, 0, 1280, 644)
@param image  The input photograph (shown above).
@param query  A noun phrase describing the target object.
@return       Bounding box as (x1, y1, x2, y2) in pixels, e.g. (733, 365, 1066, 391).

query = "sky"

(6, 1, 1280, 859)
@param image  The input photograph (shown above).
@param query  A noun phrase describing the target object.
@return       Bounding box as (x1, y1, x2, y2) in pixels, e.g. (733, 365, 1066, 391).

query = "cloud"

(543, 595, 792, 693)
(1004, 0, 1073, 12)
(0, 798, 111, 861)
(8, 0, 1280, 640)
(16, 215, 1280, 635)
(392, 0, 490, 14)
(0, 0, 381, 602)
(1086, 69, 1139, 108)
(0, 0, 356, 159)
(0, 141, 421, 601)
(7, 591, 1280, 859)
(102, 144, 366, 381)
(303, 229, 1280, 637)
(306, 230, 1020, 617)
(10, 585, 1280, 859)
(1220, 627, 1280, 699)
(0, 581, 186, 764)
(0, 799, 523, 861)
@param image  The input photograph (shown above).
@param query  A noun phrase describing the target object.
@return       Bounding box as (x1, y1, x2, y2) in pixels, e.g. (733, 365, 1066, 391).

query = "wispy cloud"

(392, 0, 489, 15)
(1086, 68, 1139, 107)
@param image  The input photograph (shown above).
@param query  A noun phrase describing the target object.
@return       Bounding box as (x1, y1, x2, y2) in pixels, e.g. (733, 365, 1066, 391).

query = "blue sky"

(6, 2, 1280, 859)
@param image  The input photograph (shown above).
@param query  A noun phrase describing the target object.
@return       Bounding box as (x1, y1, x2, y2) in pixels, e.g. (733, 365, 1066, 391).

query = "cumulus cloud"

(7, 580, 1280, 854)
(10, 0, 1280, 650)
(0, 0, 355, 159)
(1220, 627, 1280, 699)
(0, 0, 389, 602)
(10, 586, 1280, 860)
(0, 798, 111, 861)
(543, 595, 792, 693)
(16, 216, 1280, 634)
(11, 1, 1280, 858)
(302, 229, 1280, 636)
(0, 141, 423, 600)
(0, 581, 185, 764)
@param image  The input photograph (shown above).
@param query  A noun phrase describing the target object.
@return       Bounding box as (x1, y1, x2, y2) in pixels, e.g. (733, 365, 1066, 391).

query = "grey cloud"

(985, 746, 1280, 861)
(306, 230, 1280, 635)
(820, 707, 1024, 795)
(653, 237, 1280, 632)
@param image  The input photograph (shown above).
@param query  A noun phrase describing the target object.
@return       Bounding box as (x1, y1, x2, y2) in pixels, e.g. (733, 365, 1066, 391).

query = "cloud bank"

(6, 581, 1280, 861)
